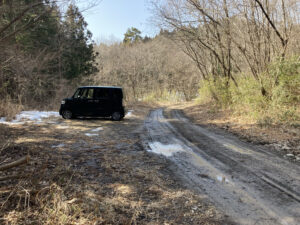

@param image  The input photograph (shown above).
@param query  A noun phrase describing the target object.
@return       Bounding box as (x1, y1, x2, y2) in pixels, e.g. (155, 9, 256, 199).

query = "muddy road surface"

(144, 108, 300, 225)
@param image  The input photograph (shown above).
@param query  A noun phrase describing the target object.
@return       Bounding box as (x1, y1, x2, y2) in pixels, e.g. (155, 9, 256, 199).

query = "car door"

(93, 88, 112, 116)
(73, 88, 95, 116)
(71, 88, 85, 115)
(81, 88, 95, 116)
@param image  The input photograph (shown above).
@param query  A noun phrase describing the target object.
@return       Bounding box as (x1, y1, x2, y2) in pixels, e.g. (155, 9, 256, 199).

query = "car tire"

(112, 112, 121, 121)
(62, 110, 73, 119)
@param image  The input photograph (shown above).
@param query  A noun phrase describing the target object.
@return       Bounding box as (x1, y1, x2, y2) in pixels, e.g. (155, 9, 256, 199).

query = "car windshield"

(73, 89, 81, 98)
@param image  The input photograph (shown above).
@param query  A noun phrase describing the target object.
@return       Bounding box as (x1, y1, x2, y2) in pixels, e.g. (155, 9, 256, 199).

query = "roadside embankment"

(174, 102, 300, 160)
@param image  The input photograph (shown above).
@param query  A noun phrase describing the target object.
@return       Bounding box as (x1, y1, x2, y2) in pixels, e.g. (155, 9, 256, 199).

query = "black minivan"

(59, 86, 125, 120)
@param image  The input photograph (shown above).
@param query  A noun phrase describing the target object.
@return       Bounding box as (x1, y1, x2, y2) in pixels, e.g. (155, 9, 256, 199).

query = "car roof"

(79, 86, 122, 89)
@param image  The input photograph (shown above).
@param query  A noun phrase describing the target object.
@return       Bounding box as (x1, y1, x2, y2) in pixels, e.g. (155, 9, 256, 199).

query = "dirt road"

(144, 108, 300, 225)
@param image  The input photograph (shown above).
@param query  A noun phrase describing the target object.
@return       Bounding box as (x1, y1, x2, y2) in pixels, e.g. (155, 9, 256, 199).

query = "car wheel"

(112, 112, 121, 121)
(62, 110, 73, 119)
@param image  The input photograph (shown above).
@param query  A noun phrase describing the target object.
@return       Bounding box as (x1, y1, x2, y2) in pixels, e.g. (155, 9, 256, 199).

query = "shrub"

(270, 56, 300, 106)
(0, 98, 23, 120)
(196, 56, 300, 125)
(143, 89, 186, 103)
(197, 77, 232, 108)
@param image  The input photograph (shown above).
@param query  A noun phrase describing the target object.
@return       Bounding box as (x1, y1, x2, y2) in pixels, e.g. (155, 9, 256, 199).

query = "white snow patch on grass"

(15, 111, 59, 121)
(126, 110, 134, 117)
(85, 133, 98, 137)
(148, 142, 184, 157)
(91, 127, 103, 132)
(0, 111, 59, 125)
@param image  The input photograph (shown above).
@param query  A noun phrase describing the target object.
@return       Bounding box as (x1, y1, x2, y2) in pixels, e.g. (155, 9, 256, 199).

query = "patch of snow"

(91, 127, 103, 132)
(0, 111, 59, 125)
(85, 133, 98, 137)
(148, 142, 184, 157)
(217, 175, 230, 183)
(285, 153, 295, 158)
(52, 144, 65, 148)
(15, 111, 59, 121)
(126, 110, 134, 117)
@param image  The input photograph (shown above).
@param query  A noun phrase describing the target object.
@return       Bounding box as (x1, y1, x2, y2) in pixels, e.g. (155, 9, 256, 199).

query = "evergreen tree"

(16, 3, 61, 53)
(61, 4, 98, 79)
(0, 1, 99, 107)
(123, 27, 142, 44)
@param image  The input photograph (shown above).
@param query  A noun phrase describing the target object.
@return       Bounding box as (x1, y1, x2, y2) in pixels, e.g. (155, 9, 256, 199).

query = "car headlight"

(61, 100, 65, 104)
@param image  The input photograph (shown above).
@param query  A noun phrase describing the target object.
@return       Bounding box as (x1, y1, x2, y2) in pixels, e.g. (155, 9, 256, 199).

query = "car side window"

(80, 88, 94, 99)
(94, 88, 109, 99)
(73, 88, 94, 99)
(87, 89, 94, 99)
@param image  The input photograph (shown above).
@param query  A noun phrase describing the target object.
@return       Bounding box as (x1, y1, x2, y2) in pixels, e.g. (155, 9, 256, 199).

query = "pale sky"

(81, 0, 156, 43)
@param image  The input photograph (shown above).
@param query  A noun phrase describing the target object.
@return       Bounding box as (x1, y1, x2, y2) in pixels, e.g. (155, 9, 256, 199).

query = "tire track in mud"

(170, 110, 300, 202)
(144, 108, 300, 225)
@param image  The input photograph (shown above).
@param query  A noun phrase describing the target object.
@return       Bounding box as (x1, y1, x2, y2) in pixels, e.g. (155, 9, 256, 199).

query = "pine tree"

(61, 4, 98, 79)
(123, 27, 142, 44)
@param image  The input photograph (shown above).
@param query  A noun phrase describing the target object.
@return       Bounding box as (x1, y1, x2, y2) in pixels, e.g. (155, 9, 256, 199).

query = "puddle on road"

(148, 142, 184, 157)
(217, 175, 230, 183)
(85, 133, 99, 137)
(51, 144, 65, 148)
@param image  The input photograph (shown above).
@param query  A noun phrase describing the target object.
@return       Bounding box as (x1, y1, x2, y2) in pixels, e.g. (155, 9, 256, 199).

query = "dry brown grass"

(0, 99, 23, 121)
(0, 104, 227, 224)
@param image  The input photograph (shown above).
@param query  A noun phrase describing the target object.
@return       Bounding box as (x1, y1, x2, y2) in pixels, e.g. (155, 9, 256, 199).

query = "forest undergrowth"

(196, 56, 300, 127)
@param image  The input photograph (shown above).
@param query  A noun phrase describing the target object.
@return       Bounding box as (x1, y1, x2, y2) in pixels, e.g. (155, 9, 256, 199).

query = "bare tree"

(150, 0, 300, 97)
(92, 35, 200, 101)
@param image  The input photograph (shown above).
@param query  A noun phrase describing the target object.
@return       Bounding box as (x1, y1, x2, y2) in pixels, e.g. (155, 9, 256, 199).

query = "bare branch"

(0, 156, 30, 171)
(254, 0, 287, 48)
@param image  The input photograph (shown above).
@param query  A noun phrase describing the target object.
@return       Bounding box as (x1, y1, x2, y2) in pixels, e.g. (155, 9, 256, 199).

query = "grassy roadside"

(0, 103, 228, 225)
(174, 101, 300, 159)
